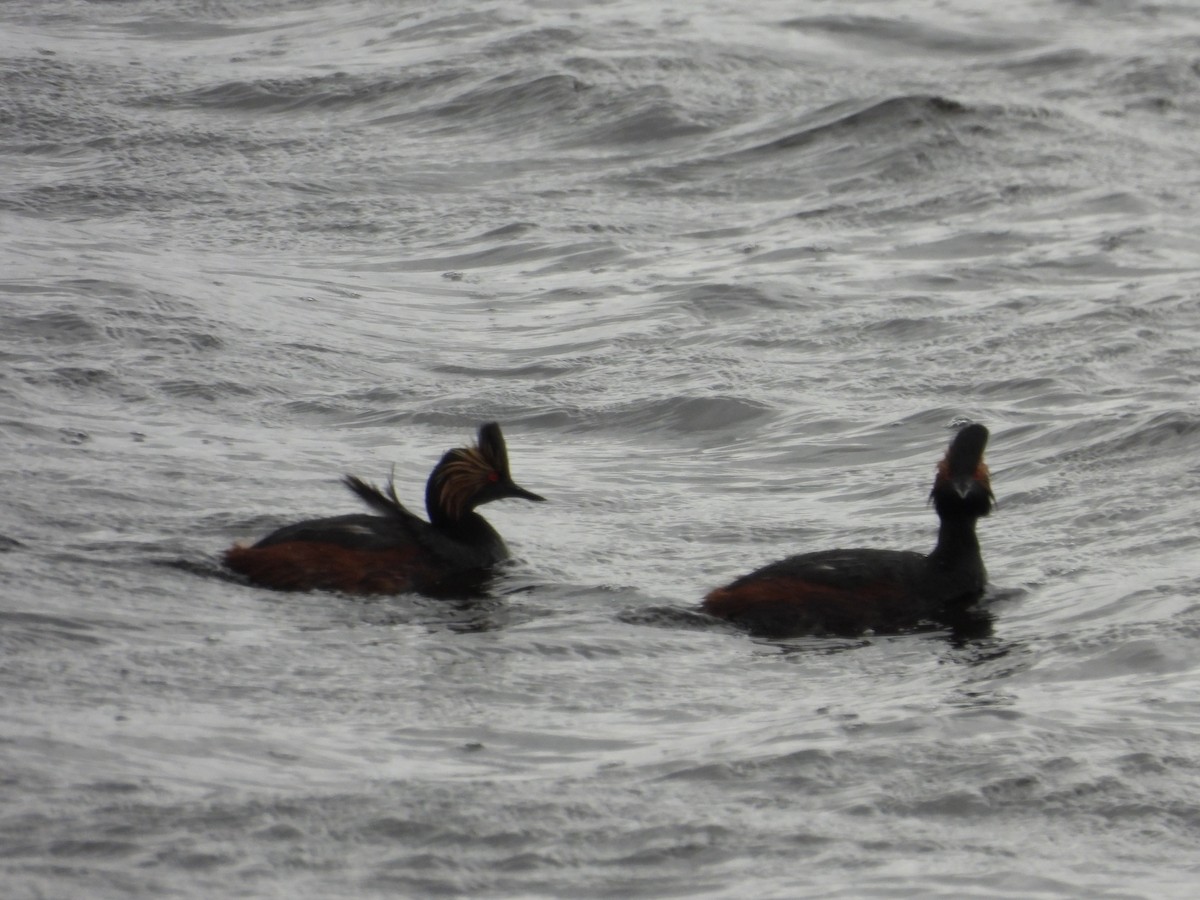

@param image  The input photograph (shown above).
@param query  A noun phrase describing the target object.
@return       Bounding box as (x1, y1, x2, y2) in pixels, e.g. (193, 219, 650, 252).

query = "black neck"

(429, 509, 508, 567)
(430, 507, 499, 542)
(928, 513, 983, 573)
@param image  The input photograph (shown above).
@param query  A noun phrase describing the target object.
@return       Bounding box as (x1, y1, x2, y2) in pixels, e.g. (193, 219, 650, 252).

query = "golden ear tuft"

(436, 444, 495, 520)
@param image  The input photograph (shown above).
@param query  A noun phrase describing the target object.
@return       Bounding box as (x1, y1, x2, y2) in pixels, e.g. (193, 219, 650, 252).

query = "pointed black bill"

(946, 423, 989, 477)
(477, 421, 544, 502)
(505, 481, 546, 503)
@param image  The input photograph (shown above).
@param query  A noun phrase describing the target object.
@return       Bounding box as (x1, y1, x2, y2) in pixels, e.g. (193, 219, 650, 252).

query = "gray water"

(2, 1, 1199, 897)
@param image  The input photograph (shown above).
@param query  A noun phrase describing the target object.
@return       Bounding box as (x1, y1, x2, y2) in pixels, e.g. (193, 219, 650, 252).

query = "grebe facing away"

(702, 424, 995, 638)
(224, 422, 545, 596)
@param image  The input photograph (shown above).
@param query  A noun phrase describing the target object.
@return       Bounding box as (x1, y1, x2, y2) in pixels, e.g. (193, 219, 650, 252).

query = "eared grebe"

(702, 423, 994, 638)
(224, 422, 545, 596)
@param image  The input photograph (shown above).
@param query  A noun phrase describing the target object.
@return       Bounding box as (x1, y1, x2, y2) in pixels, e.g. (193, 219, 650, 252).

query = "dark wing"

(727, 548, 925, 590)
(249, 513, 426, 551)
(224, 537, 430, 594)
(703, 549, 928, 637)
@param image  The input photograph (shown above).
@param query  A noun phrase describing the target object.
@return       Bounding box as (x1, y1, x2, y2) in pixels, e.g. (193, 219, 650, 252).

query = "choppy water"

(3, 1, 1200, 897)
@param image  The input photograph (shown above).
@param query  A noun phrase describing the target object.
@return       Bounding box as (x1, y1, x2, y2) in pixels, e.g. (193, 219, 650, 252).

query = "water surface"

(2, 1, 1199, 897)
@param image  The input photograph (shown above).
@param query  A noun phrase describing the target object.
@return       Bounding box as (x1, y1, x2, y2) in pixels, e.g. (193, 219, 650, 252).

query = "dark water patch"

(668, 748, 844, 789)
(148, 841, 237, 872)
(0, 418, 92, 447)
(562, 86, 712, 147)
(782, 15, 1039, 56)
(894, 789, 993, 818)
(158, 556, 246, 587)
(359, 815, 439, 843)
(667, 282, 796, 320)
(1047, 634, 1195, 680)
(1062, 300, 1156, 332)
(275, 396, 359, 420)
(617, 605, 730, 633)
(1105, 411, 1200, 453)
(484, 25, 583, 58)
(386, 8, 512, 45)
(36, 367, 116, 392)
(599, 823, 735, 868)
(500, 407, 590, 431)
(476, 221, 540, 240)
(285, 406, 538, 434)
(581, 100, 711, 145)
(973, 376, 1067, 400)
(395, 238, 622, 273)
(4, 309, 103, 346)
(618, 396, 773, 437)
(160, 379, 260, 402)
(340, 385, 419, 407)
(887, 229, 1036, 261)
(235, 577, 523, 635)
(858, 316, 953, 341)
(79, 124, 284, 159)
(377, 72, 590, 137)
(113, 10, 298, 42)
(0, 54, 78, 96)
(431, 360, 576, 379)
(435, 72, 588, 118)
(63, 426, 92, 444)
(370, 595, 516, 634)
(254, 822, 304, 841)
(740, 94, 970, 157)
(523, 243, 632, 275)
(84, 781, 144, 796)
(1099, 55, 1200, 118)
(679, 224, 756, 242)
(998, 47, 1101, 76)
(616, 92, 987, 213)
(979, 774, 1043, 807)
(739, 244, 833, 265)
(753, 612, 996, 653)
(1056, 410, 1200, 469)
(155, 69, 469, 115)
(9, 180, 228, 219)
(493, 850, 565, 873)
(0, 55, 156, 150)
(46, 838, 139, 859)
(4, 295, 228, 410)
(0, 611, 109, 649)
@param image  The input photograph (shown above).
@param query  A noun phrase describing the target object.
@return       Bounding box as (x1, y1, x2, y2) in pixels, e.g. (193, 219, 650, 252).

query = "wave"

(155, 69, 467, 115)
(781, 14, 1039, 56)
(737, 94, 970, 157)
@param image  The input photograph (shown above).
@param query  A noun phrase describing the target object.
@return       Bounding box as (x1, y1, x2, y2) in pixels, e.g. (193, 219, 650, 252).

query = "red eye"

(488, 471, 500, 483)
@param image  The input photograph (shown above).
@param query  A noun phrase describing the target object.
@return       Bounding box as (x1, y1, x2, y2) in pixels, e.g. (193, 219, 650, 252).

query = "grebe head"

(427, 422, 545, 523)
(930, 423, 994, 519)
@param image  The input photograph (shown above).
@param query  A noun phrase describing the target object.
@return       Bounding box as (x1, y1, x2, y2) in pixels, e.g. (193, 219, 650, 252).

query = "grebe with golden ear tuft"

(224, 422, 545, 596)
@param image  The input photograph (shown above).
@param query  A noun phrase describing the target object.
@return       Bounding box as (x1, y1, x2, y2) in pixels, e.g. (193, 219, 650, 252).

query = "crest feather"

(437, 447, 495, 519)
(431, 424, 509, 520)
